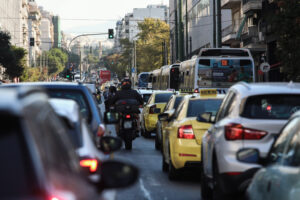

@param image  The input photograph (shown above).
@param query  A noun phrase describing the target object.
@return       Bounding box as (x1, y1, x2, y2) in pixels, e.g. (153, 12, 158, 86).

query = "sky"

(36, 0, 169, 37)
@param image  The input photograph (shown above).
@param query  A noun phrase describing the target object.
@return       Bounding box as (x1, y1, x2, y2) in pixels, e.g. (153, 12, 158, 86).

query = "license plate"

(213, 72, 224, 77)
(124, 121, 133, 129)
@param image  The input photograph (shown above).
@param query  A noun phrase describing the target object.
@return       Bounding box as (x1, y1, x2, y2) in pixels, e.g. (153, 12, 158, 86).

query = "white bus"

(179, 48, 255, 93)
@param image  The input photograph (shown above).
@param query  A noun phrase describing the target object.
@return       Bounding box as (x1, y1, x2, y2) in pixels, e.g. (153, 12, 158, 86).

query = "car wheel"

(168, 149, 179, 180)
(155, 131, 161, 150)
(201, 155, 212, 199)
(212, 157, 231, 200)
(125, 139, 132, 150)
(162, 153, 168, 172)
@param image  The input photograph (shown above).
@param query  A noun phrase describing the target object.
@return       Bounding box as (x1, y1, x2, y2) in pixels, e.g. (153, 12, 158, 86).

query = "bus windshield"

(138, 73, 149, 88)
(197, 58, 254, 88)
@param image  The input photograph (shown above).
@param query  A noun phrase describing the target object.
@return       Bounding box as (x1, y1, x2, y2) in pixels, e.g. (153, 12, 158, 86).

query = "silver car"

(49, 99, 109, 182)
(238, 110, 300, 200)
(201, 82, 300, 199)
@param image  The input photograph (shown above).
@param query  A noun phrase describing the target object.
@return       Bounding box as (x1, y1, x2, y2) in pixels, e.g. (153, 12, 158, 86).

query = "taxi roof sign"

(200, 89, 217, 96)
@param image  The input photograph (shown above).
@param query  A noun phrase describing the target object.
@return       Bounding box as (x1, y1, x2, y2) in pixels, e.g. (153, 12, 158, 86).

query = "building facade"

(39, 7, 54, 51)
(170, 0, 232, 63)
(52, 16, 61, 48)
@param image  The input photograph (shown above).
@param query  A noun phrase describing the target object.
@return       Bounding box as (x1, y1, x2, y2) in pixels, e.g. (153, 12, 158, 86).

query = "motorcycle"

(104, 99, 140, 150)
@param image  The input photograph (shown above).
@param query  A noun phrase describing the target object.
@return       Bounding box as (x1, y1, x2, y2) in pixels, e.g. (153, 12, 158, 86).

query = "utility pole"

(217, 0, 222, 47)
(189, 37, 192, 57)
(185, 0, 188, 59)
(162, 41, 165, 66)
(174, 0, 179, 61)
(213, 0, 216, 48)
(178, 0, 184, 61)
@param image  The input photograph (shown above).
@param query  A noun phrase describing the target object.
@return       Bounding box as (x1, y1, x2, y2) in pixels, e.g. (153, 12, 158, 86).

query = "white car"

(201, 82, 300, 199)
(49, 98, 108, 182)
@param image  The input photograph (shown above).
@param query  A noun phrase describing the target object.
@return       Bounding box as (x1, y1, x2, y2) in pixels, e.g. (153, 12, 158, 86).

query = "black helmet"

(121, 79, 132, 89)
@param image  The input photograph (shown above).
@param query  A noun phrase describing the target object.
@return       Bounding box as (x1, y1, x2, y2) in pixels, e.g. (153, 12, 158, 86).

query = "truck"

(99, 70, 111, 86)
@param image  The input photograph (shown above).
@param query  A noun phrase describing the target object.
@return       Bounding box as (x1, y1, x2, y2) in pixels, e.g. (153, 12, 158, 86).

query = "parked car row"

(0, 82, 139, 200)
(141, 82, 300, 200)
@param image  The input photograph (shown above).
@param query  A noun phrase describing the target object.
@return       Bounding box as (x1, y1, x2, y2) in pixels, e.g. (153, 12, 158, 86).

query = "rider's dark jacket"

(109, 85, 143, 106)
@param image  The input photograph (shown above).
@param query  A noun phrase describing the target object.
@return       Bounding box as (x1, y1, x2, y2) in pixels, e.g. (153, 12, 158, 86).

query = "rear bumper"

(218, 167, 260, 195)
(171, 139, 201, 169)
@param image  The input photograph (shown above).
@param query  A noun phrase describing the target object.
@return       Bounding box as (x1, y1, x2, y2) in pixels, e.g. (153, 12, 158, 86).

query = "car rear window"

(187, 99, 222, 117)
(241, 94, 300, 119)
(47, 89, 92, 122)
(174, 96, 184, 109)
(60, 117, 83, 148)
(0, 115, 37, 198)
(155, 93, 173, 103)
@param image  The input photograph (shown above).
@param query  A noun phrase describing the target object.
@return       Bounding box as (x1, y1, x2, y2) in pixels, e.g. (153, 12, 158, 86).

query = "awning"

(236, 16, 248, 39)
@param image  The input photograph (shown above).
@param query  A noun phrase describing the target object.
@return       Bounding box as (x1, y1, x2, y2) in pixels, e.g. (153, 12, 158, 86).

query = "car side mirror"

(104, 112, 119, 124)
(98, 160, 139, 190)
(99, 136, 123, 153)
(237, 148, 260, 164)
(196, 112, 214, 123)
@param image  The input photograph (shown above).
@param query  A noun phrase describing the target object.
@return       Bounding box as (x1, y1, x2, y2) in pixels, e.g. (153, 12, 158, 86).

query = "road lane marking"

(139, 178, 152, 200)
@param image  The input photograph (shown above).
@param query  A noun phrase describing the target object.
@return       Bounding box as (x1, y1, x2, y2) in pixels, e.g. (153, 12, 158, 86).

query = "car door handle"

(267, 181, 271, 192)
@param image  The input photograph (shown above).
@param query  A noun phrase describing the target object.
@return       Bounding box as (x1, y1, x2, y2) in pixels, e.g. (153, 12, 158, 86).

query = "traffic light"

(108, 29, 114, 39)
(30, 37, 35, 46)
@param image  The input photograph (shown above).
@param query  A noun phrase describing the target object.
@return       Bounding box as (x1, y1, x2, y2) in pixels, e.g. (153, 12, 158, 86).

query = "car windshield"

(155, 93, 173, 103)
(47, 90, 92, 122)
(187, 99, 223, 117)
(242, 95, 300, 119)
(0, 115, 37, 198)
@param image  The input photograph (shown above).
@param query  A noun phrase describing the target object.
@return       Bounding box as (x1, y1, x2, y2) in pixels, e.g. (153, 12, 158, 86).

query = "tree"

(0, 31, 15, 68)
(4, 46, 27, 79)
(136, 18, 170, 72)
(47, 48, 68, 76)
(273, 0, 300, 80)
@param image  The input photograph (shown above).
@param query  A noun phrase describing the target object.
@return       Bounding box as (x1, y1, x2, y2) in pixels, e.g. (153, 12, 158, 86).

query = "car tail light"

(125, 114, 131, 119)
(149, 105, 156, 114)
(225, 123, 267, 140)
(50, 197, 60, 200)
(178, 125, 195, 139)
(194, 89, 199, 93)
(225, 172, 242, 176)
(80, 158, 99, 173)
(97, 124, 105, 137)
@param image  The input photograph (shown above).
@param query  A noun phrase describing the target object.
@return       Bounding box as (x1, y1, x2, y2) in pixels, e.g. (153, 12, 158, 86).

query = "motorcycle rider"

(109, 78, 143, 136)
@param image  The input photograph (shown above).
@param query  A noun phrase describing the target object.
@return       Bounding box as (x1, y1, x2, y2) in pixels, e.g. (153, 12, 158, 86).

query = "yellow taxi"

(141, 91, 174, 138)
(155, 94, 186, 150)
(161, 89, 224, 180)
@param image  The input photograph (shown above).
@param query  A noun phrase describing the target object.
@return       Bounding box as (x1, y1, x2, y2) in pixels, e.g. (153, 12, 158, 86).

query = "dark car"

(0, 87, 139, 200)
(2, 82, 105, 140)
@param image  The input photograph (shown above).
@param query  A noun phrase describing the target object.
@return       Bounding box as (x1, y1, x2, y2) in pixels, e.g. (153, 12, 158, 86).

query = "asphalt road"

(104, 121, 201, 200)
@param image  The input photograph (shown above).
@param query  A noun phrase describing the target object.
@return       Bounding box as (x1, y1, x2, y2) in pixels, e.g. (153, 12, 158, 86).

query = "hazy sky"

(36, 0, 169, 36)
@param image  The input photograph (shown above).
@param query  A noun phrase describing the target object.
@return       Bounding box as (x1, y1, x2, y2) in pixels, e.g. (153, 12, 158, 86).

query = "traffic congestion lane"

(100, 103, 201, 200)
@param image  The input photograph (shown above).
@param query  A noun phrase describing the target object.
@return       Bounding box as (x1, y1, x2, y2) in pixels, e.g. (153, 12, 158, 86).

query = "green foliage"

(273, 0, 300, 80)
(5, 46, 27, 79)
(0, 31, 15, 68)
(47, 48, 68, 76)
(136, 18, 170, 72)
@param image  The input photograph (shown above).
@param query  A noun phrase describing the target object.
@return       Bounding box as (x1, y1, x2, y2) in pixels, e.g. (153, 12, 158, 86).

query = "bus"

(149, 68, 162, 90)
(160, 64, 180, 91)
(137, 72, 150, 88)
(179, 48, 255, 93)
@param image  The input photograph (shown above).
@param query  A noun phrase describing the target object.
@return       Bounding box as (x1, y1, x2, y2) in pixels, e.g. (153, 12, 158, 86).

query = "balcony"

(242, 0, 262, 14)
(222, 25, 241, 46)
(221, 0, 241, 9)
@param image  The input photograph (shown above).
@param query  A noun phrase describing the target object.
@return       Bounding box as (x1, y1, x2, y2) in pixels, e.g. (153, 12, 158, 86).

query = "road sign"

(260, 62, 270, 73)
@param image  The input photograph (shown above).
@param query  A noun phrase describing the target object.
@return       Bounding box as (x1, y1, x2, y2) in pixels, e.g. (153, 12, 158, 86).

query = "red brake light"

(178, 125, 195, 139)
(50, 198, 60, 200)
(194, 89, 199, 93)
(80, 159, 98, 173)
(225, 123, 267, 140)
(126, 114, 131, 119)
(149, 105, 156, 114)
